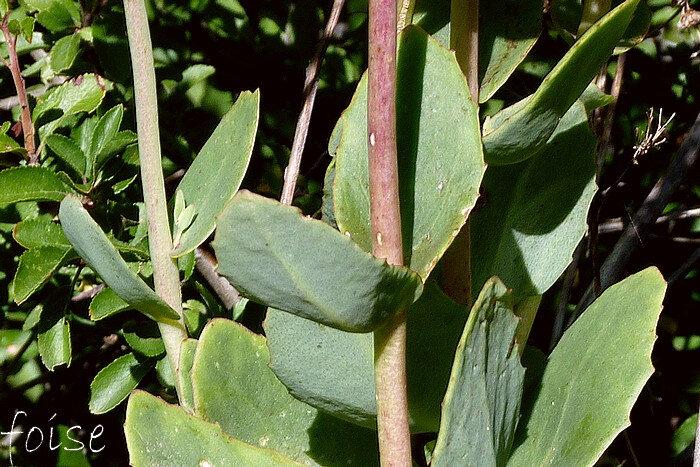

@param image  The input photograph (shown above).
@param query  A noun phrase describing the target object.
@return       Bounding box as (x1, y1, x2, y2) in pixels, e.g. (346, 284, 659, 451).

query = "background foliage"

(0, 0, 698, 464)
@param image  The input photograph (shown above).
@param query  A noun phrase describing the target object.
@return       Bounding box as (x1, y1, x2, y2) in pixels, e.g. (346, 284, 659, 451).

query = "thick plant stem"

(123, 0, 187, 401)
(441, 0, 479, 307)
(1, 19, 37, 164)
(368, 0, 411, 464)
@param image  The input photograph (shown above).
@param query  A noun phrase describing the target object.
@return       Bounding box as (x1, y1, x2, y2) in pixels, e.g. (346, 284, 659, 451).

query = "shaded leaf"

(214, 191, 422, 332)
(13, 246, 73, 304)
(472, 102, 596, 302)
(89, 287, 131, 320)
(46, 134, 86, 176)
(125, 390, 301, 466)
(265, 283, 467, 432)
(13, 216, 70, 249)
(482, 0, 640, 164)
(177, 338, 198, 413)
(123, 320, 165, 357)
(37, 302, 72, 371)
(171, 90, 259, 257)
(479, 0, 542, 102)
(432, 278, 524, 467)
(508, 268, 666, 466)
(59, 195, 179, 321)
(88, 104, 123, 177)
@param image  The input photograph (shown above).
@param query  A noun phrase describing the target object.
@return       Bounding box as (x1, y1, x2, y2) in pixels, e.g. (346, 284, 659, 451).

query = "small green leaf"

(177, 338, 198, 413)
(123, 320, 165, 357)
(56, 425, 90, 466)
(580, 82, 615, 114)
(482, 0, 640, 165)
(22, 304, 42, 331)
(13, 246, 73, 304)
(37, 302, 72, 371)
(672, 414, 697, 457)
(0, 0, 8, 15)
(0, 166, 74, 204)
(59, 195, 179, 322)
(508, 268, 666, 466)
(34, 0, 80, 33)
(89, 353, 155, 414)
(214, 191, 422, 332)
(432, 278, 524, 467)
(171, 89, 259, 257)
(7, 19, 21, 37)
(13, 216, 70, 249)
(124, 390, 301, 466)
(89, 287, 131, 320)
(50, 33, 81, 73)
(21, 17, 35, 43)
(192, 318, 380, 465)
(34, 74, 106, 130)
(333, 25, 485, 279)
(46, 134, 87, 176)
(87, 104, 123, 177)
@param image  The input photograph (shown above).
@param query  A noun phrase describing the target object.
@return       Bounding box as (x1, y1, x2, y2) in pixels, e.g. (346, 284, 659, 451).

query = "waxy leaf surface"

(214, 191, 422, 332)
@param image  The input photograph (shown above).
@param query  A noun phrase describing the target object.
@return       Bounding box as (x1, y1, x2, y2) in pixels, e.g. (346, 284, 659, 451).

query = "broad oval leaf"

(37, 302, 72, 371)
(265, 283, 467, 433)
(479, 0, 542, 102)
(192, 318, 380, 465)
(87, 104, 123, 177)
(50, 33, 81, 73)
(125, 390, 300, 466)
(89, 353, 155, 414)
(472, 102, 596, 302)
(59, 195, 179, 322)
(0, 166, 74, 204)
(171, 90, 260, 257)
(508, 267, 666, 466)
(46, 134, 86, 177)
(432, 278, 525, 467)
(34, 73, 105, 121)
(123, 320, 165, 357)
(89, 286, 131, 320)
(214, 191, 422, 333)
(482, 0, 640, 165)
(13, 216, 70, 249)
(333, 25, 485, 280)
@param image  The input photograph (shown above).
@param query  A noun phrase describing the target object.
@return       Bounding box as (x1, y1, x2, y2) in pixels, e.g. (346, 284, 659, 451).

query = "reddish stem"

(1, 18, 37, 164)
(368, 0, 411, 464)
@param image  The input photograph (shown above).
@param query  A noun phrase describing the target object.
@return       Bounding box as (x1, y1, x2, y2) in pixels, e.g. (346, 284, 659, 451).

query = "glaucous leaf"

(125, 390, 300, 466)
(214, 191, 422, 332)
(177, 338, 198, 413)
(508, 268, 666, 466)
(482, 0, 640, 165)
(333, 25, 484, 280)
(265, 283, 467, 432)
(472, 102, 596, 302)
(0, 166, 74, 204)
(431, 278, 524, 467)
(89, 353, 155, 414)
(479, 0, 542, 102)
(171, 90, 259, 257)
(192, 318, 380, 465)
(59, 195, 179, 321)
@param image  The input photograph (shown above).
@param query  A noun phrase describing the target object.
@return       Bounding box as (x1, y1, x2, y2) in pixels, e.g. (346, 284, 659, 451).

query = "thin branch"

(550, 239, 585, 350)
(574, 111, 700, 320)
(194, 247, 240, 310)
(598, 206, 700, 234)
(368, 0, 411, 463)
(1, 16, 37, 164)
(668, 246, 700, 286)
(280, 0, 345, 206)
(123, 0, 187, 402)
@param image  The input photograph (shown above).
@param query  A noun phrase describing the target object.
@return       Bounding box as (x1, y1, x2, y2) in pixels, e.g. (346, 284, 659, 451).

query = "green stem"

(396, 0, 415, 32)
(368, 0, 411, 464)
(123, 0, 187, 402)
